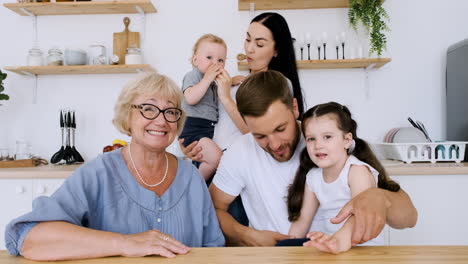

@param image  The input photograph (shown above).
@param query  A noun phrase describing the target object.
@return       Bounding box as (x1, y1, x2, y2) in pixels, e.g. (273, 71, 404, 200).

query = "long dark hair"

(251, 12, 304, 117)
(287, 102, 400, 221)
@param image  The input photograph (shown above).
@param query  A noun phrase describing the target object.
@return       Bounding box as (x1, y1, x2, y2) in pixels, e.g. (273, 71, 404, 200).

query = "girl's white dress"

(306, 155, 385, 245)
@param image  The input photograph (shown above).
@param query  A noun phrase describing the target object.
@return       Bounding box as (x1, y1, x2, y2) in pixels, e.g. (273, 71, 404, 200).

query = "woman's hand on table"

(120, 229, 190, 258)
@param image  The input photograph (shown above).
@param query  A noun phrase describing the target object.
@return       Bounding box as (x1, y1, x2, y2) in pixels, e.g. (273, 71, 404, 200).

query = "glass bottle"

(27, 48, 43, 66)
(47, 48, 63, 66)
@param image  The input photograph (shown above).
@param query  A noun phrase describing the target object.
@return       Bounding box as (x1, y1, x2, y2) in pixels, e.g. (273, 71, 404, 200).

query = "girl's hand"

(231, 75, 246, 86)
(178, 138, 203, 162)
(203, 64, 223, 83)
(215, 69, 232, 101)
(120, 229, 190, 258)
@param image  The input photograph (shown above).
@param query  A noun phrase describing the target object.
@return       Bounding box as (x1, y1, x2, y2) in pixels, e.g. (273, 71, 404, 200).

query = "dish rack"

(375, 142, 467, 163)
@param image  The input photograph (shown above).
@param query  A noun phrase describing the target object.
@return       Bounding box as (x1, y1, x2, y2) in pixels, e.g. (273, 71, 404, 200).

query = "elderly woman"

(5, 73, 225, 261)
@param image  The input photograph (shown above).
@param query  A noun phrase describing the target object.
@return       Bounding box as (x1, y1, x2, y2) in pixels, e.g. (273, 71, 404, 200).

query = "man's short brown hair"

(236, 70, 294, 118)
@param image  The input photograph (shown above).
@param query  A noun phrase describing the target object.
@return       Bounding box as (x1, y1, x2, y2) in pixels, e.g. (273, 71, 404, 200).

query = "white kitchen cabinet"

(0, 179, 32, 250)
(388, 174, 468, 245)
(32, 178, 65, 200)
(0, 178, 65, 250)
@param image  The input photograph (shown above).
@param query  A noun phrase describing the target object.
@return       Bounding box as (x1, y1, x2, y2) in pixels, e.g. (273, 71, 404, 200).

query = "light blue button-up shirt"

(5, 149, 225, 255)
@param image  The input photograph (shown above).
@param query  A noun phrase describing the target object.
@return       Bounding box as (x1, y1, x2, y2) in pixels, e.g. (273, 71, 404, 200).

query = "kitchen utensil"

(70, 111, 84, 163)
(407, 117, 432, 142)
(113, 17, 140, 65)
(0, 159, 35, 168)
(416, 120, 432, 142)
(376, 141, 467, 163)
(63, 111, 75, 164)
(50, 110, 65, 164)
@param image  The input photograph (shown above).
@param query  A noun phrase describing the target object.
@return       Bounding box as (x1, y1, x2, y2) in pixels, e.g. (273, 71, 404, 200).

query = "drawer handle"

(15, 186, 25, 194)
(37, 185, 47, 195)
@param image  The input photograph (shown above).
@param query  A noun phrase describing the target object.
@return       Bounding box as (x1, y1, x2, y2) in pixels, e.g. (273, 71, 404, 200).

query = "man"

(209, 70, 417, 246)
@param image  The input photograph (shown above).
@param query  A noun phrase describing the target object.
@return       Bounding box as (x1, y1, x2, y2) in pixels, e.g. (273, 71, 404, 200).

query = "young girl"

(287, 102, 400, 254)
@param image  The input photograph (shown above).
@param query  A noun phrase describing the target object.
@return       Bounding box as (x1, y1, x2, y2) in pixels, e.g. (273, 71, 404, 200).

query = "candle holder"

(305, 33, 312, 60)
(340, 32, 346, 59)
(321, 32, 328, 60)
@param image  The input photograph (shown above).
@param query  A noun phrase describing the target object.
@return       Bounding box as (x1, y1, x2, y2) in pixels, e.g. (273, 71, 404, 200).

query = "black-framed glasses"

(131, 104, 182, 123)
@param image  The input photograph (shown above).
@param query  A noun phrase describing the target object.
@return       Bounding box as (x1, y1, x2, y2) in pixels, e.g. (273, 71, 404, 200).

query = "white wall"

(0, 0, 467, 161)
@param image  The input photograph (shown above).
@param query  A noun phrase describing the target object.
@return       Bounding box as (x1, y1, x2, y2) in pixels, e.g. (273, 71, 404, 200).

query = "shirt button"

(159, 207, 162, 211)
(157, 218, 161, 222)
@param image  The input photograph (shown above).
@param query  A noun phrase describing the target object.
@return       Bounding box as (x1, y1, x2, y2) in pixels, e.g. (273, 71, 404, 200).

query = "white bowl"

(64, 49, 87, 65)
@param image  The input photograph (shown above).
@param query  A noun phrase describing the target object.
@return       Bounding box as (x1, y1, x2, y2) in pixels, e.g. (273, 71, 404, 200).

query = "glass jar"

(15, 140, 31, 160)
(27, 48, 43, 66)
(125, 47, 142, 65)
(47, 48, 63, 66)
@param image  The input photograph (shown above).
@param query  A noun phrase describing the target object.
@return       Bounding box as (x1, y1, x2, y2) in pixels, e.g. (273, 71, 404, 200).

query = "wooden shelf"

(4, 64, 154, 75)
(238, 58, 391, 70)
(4, 0, 157, 16)
(239, 0, 384, 10)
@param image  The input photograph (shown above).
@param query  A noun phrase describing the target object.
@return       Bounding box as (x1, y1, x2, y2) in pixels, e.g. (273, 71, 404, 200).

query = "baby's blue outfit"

(5, 149, 225, 255)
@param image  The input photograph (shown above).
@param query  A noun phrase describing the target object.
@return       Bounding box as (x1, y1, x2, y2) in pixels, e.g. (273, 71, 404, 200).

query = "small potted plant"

(0, 70, 9, 104)
(348, 0, 389, 57)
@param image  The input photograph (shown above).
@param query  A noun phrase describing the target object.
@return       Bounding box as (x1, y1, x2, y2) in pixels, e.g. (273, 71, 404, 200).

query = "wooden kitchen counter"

(382, 160, 468, 175)
(1, 246, 468, 264)
(0, 164, 80, 179)
(2, 161, 468, 179)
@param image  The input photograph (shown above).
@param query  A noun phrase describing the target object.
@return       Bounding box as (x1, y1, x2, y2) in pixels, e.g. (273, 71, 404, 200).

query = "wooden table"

(1, 246, 468, 264)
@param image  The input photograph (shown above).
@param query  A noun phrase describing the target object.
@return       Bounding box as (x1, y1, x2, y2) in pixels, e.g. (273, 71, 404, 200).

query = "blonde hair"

(191, 34, 227, 65)
(113, 72, 186, 136)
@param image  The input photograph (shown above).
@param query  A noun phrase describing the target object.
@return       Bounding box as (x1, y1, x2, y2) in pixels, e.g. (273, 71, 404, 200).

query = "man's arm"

(209, 184, 290, 246)
(331, 187, 417, 245)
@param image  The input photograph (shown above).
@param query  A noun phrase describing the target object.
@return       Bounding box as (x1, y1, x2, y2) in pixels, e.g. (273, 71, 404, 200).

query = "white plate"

(392, 127, 429, 143)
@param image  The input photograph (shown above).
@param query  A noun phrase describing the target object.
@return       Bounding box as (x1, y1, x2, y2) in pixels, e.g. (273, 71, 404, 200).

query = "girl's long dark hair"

(287, 102, 400, 221)
(251, 12, 304, 117)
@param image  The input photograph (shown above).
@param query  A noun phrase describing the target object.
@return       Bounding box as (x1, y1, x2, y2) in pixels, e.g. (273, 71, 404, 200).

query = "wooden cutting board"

(0, 159, 35, 168)
(113, 17, 140, 65)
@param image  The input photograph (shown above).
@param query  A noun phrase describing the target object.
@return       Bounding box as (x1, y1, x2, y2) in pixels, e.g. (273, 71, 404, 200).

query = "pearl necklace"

(128, 144, 168, 187)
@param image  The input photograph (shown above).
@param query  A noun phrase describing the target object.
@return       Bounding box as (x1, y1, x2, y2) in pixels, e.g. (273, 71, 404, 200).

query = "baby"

(179, 34, 230, 176)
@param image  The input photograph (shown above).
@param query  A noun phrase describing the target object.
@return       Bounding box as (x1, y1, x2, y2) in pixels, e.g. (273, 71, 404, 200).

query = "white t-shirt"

(212, 133, 305, 235)
(213, 85, 242, 150)
(307, 155, 384, 245)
